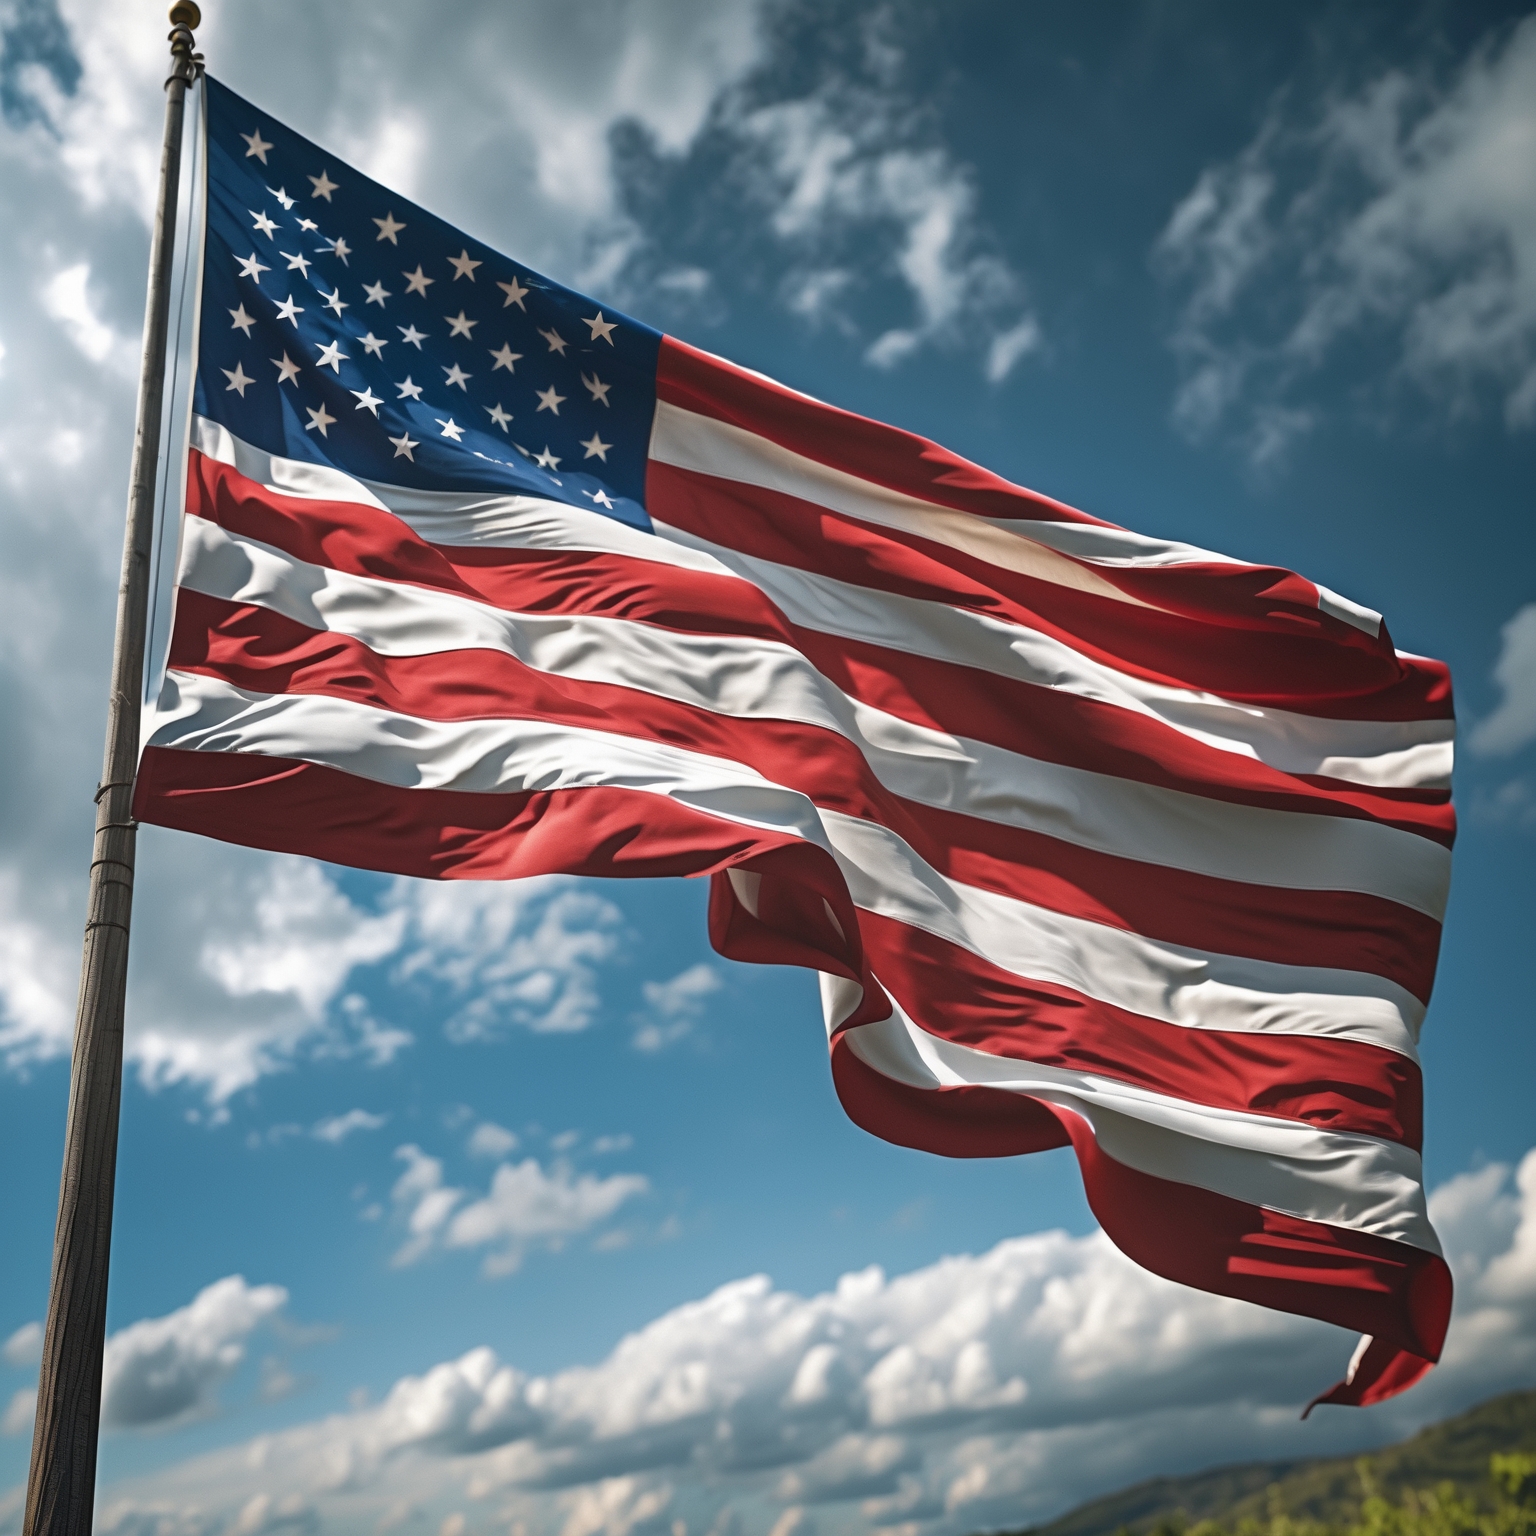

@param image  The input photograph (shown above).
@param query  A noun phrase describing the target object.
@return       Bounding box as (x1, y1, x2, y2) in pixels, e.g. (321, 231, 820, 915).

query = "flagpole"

(23, 8, 202, 1535)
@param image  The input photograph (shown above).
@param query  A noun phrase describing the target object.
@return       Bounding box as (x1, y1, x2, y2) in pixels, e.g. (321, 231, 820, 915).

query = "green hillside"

(991, 1390, 1536, 1536)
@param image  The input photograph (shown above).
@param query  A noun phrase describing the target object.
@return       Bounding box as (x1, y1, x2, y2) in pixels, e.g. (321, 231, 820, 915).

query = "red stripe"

(169, 589, 1438, 998)
(648, 457, 1453, 726)
(657, 334, 1106, 527)
(183, 450, 1454, 846)
(852, 908, 1421, 1146)
(829, 1037, 1450, 1361)
(656, 338, 1452, 723)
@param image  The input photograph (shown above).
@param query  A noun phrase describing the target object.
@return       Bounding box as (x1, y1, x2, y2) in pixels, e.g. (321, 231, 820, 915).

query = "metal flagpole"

(23, 7, 202, 1535)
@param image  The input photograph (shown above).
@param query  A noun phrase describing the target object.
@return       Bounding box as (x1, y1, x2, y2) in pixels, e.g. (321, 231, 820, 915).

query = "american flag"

(137, 76, 1457, 1410)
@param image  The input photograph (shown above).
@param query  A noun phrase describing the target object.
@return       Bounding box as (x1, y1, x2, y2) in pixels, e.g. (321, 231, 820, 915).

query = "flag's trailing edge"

(137, 76, 1457, 1411)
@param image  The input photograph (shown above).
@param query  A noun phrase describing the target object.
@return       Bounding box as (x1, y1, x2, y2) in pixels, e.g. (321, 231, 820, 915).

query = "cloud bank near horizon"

(4, 1147, 1521, 1536)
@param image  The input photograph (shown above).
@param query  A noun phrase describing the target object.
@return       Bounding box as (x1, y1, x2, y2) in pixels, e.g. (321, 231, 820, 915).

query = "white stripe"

(651, 400, 1385, 634)
(817, 810, 1423, 1054)
(191, 418, 1447, 788)
(652, 518, 1454, 794)
(834, 986, 1437, 1251)
(146, 670, 831, 851)
(178, 517, 1449, 918)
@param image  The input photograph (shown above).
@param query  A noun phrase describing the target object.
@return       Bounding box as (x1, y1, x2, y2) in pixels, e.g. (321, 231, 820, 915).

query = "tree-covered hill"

(985, 1390, 1536, 1536)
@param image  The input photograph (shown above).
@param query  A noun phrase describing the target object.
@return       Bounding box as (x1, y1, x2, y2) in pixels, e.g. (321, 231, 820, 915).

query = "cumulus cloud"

(312, 1109, 389, 1144)
(99, 1275, 288, 1430)
(389, 1144, 649, 1276)
(633, 963, 721, 1052)
(1471, 602, 1536, 757)
(715, 20, 1039, 378)
(468, 1122, 520, 1160)
(88, 1149, 1536, 1536)
(394, 879, 627, 1043)
(1156, 13, 1536, 458)
(1, 1386, 34, 1438)
(2, 1318, 42, 1368)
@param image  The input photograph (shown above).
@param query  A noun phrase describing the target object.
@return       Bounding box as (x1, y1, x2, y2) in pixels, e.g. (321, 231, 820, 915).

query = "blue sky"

(0, 3, 1534, 1536)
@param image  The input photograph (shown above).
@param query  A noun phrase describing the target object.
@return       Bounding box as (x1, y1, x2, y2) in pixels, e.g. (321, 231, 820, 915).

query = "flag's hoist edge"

(135, 75, 1458, 1413)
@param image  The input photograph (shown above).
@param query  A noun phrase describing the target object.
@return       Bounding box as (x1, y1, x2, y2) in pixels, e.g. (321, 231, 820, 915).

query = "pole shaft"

(23, 29, 196, 1536)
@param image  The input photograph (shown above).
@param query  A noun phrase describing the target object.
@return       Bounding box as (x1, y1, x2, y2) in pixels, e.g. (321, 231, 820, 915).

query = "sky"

(0, 3, 1534, 1536)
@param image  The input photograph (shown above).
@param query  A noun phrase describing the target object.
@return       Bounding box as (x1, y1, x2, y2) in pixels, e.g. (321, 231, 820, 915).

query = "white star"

(271, 352, 301, 385)
(443, 363, 471, 390)
(351, 387, 383, 416)
(222, 362, 255, 396)
(584, 311, 618, 344)
(327, 236, 352, 264)
(373, 211, 406, 244)
(308, 169, 339, 201)
(486, 403, 512, 431)
(241, 129, 272, 163)
(297, 217, 319, 233)
(403, 265, 434, 296)
(448, 249, 482, 281)
(236, 252, 270, 282)
(538, 326, 568, 355)
(249, 209, 277, 237)
(581, 371, 611, 406)
(395, 376, 424, 400)
(305, 402, 336, 436)
(436, 417, 464, 441)
(275, 295, 304, 326)
(267, 185, 296, 210)
(363, 280, 391, 306)
(228, 304, 255, 336)
(321, 287, 348, 316)
(489, 343, 522, 373)
(444, 311, 477, 339)
(534, 446, 561, 469)
(280, 250, 311, 277)
(497, 276, 529, 309)
(389, 432, 418, 460)
(315, 340, 348, 373)
(398, 324, 426, 348)
(579, 431, 611, 461)
(360, 331, 387, 357)
(586, 488, 615, 510)
(535, 385, 565, 414)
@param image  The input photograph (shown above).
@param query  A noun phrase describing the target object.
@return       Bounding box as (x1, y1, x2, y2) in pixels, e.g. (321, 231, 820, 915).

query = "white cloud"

(468, 1122, 520, 1160)
(89, 1149, 1536, 1536)
(388, 1143, 649, 1277)
(1, 1386, 34, 1438)
(731, 77, 1038, 377)
(446, 1160, 650, 1278)
(99, 1275, 287, 1430)
(312, 1109, 389, 1144)
(1156, 14, 1536, 455)
(39, 259, 137, 377)
(394, 878, 627, 1042)
(2, 1319, 42, 1368)
(633, 963, 721, 1052)
(1471, 602, 1536, 756)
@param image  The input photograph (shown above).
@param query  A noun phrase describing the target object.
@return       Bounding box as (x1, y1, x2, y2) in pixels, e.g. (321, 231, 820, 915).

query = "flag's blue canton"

(195, 77, 660, 532)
